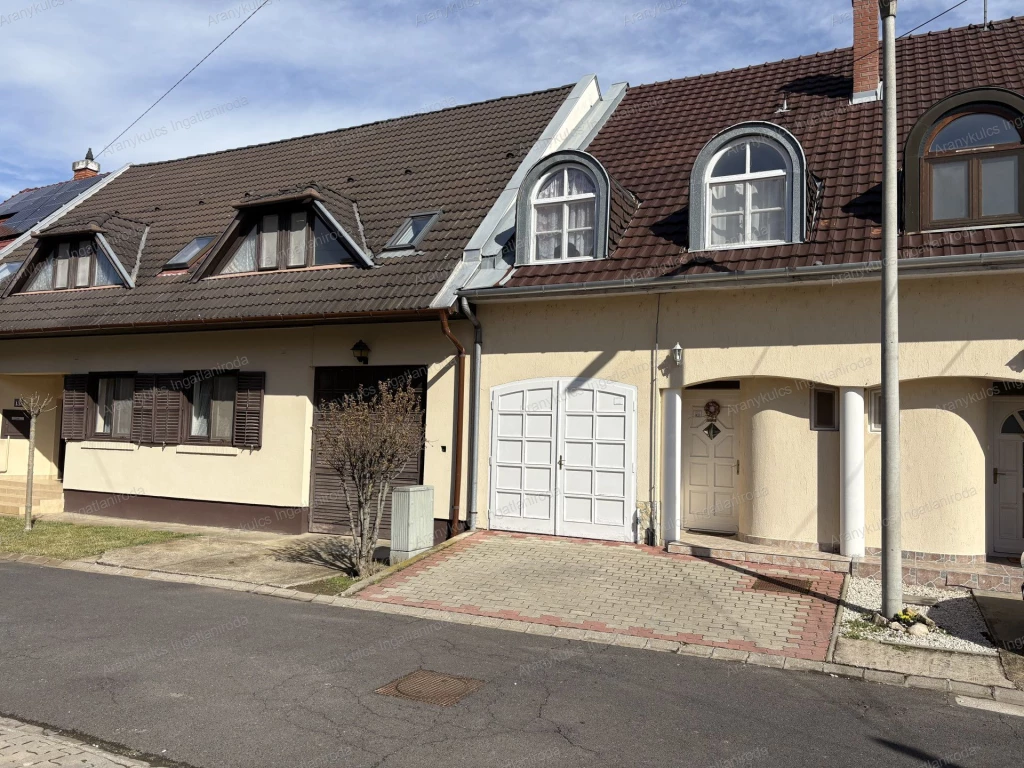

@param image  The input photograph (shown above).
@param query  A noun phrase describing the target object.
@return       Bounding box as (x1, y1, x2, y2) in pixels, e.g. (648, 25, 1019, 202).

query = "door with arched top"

(992, 402, 1024, 556)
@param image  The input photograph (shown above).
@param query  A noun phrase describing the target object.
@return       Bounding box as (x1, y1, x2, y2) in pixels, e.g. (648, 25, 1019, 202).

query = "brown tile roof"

(0, 85, 572, 335)
(503, 17, 1024, 290)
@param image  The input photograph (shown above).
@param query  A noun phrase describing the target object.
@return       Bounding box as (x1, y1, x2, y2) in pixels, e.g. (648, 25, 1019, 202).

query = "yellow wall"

(472, 271, 1024, 555)
(0, 321, 472, 519)
(0, 375, 63, 478)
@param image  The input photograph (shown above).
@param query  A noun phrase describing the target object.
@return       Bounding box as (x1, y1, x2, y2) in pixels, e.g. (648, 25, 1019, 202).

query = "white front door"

(992, 402, 1024, 556)
(489, 378, 636, 542)
(683, 392, 741, 534)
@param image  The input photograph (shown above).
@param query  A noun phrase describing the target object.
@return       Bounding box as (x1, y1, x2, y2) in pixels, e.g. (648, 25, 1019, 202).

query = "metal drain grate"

(375, 669, 484, 706)
(751, 576, 815, 593)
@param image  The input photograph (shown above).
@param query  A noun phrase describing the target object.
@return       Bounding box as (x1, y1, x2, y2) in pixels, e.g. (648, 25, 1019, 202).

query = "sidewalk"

(34, 510, 348, 588)
(0, 716, 156, 768)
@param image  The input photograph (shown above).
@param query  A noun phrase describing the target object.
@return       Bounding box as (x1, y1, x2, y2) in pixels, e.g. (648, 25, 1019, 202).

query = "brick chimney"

(72, 148, 100, 180)
(851, 0, 881, 104)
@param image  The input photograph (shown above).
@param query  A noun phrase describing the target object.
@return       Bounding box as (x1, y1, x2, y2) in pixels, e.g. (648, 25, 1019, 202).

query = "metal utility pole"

(879, 0, 902, 619)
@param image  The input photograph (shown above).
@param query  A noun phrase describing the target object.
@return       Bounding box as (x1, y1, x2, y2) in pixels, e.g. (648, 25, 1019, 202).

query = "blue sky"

(0, 0, 1015, 200)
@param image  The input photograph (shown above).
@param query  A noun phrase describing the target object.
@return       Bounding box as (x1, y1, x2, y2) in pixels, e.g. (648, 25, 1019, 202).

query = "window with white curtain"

(20, 239, 123, 293)
(218, 209, 350, 274)
(532, 166, 598, 262)
(707, 138, 791, 248)
(189, 373, 237, 443)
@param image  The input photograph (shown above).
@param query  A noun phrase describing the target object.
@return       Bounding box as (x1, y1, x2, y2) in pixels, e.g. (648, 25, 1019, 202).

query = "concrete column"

(663, 388, 683, 544)
(840, 386, 866, 557)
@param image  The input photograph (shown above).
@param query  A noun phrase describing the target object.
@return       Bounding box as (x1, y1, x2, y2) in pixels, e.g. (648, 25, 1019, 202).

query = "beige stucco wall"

(472, 270, 1024, 554)
(0, 321, 471, 520)
(0, 374, 63, 478)
(862, 377, 988, 556)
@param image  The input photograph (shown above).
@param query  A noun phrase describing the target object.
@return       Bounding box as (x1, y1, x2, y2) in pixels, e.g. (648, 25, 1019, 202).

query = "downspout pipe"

(440, 310, 467, 539)
(459, 297, 482, 530)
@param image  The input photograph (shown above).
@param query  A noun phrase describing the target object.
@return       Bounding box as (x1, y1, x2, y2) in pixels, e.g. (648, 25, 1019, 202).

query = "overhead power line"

(98, 0, 273, 158)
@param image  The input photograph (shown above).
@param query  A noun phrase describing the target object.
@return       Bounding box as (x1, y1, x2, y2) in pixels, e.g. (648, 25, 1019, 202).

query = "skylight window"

(0, 261, 23, 282)
(165, 236, 214, 270)
(385, 212, 440, 250)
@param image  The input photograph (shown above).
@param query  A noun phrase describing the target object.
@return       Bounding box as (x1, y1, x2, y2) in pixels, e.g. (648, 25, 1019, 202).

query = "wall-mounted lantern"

(671, 343, 683, 367)
(351, 340, 371, 365)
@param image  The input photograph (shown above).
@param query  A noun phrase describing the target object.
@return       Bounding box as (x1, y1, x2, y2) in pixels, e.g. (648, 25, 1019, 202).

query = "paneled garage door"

(489, 378, 636, 542)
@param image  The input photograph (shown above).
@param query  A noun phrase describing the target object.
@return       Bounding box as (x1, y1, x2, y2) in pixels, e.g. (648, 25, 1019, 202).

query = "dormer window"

(921, 109, 1023, 229)
(22, 239, 121, 292)
(707, 139, 790, 247)
(532, 167, 597, 261)
(218, 207, 353, 275)
(689, 123, 807, 253)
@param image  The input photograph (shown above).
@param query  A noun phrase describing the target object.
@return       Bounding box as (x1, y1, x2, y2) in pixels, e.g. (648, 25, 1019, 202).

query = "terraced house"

(0, 77, 625, 536)
(453, 7, 1024, 588)
(1, 6, 1023, 592)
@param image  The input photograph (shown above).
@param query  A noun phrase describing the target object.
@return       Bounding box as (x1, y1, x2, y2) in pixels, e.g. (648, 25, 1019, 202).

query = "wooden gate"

(309, 365, 427, 537)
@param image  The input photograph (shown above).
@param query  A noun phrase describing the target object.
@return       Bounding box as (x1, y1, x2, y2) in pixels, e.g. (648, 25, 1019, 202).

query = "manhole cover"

(375, 669, 484, 706)
(751, 576, 814, 593)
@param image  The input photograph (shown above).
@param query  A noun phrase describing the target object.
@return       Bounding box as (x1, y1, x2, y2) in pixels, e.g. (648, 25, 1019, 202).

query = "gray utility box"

(389, 485, 435, 565)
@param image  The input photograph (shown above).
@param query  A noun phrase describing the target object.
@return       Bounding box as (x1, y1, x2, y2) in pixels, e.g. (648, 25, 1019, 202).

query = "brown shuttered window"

(61, 374, 88, 441)
(131, 374, 156, 444)
(153, 374, 184, 445)
(233, 372, 265, 449)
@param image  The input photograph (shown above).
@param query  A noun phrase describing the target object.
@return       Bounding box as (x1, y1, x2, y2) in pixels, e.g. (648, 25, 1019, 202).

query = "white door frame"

(988, 397, 1024, 557)
(681, 389, 744, 535)
(488, 377, 638, 542)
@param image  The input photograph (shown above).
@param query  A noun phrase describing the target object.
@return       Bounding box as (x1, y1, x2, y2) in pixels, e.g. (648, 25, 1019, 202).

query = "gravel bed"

(840, 577, 997, 655)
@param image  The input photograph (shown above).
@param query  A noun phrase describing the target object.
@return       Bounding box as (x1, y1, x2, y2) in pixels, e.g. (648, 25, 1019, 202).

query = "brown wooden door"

(309, 365, 427, 536)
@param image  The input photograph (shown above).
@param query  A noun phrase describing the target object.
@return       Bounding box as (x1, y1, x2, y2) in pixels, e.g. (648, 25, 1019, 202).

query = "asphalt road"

(0, 562, 1020, 768)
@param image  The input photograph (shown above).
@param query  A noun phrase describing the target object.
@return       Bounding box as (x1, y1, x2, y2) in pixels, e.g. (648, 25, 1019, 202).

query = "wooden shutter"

(233, 372, 265, 449)
(153, 374, 183, 444)
(131, 374, 156, 444)
(61, 374, 89, 440)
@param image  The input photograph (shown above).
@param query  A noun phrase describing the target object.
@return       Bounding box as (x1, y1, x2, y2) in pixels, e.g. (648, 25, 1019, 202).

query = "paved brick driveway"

(357, 532, 845, 660)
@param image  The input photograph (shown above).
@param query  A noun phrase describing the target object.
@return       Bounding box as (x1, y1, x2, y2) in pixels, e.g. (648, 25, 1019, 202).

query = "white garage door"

(489, 378, 636, 542)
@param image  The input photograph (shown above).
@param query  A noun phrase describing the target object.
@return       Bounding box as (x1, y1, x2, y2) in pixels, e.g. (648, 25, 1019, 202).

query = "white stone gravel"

(840, 577, 997, 655)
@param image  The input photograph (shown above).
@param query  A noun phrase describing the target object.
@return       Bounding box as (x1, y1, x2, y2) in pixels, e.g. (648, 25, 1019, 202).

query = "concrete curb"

(339, 529, 479, 597)
(825, 572, 849, 663)
(0, 546, 1012, 701)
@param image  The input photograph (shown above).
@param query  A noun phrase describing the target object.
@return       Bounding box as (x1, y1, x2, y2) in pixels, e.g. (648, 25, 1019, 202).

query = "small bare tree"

(18, 392, 57, 531)
(314, 382, 424, 576)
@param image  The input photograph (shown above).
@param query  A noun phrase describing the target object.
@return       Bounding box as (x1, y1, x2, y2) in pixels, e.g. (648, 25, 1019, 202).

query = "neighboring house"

(0, 78, 623, 535)
(459, 6, 1024, 563)
(0, 151, 127, 507)
(0, 149, 118, 264)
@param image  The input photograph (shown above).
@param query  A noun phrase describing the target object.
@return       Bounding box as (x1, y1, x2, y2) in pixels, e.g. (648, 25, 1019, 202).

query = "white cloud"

(0, 0, 1015, 199)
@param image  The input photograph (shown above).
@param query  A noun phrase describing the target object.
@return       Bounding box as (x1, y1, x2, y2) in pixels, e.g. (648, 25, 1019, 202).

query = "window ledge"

(81, 440, 137, 451)
(175, 444, 241, 456)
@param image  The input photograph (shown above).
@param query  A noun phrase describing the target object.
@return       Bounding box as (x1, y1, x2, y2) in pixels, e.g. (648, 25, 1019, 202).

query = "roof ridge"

(132, 82, 575, 170)
(626, 15, 1023, 92)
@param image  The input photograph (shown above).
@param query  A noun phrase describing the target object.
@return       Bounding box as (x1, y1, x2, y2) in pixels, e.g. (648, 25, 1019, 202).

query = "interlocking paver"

(0, 717, 154, 767)
(357, 531, 844, 660)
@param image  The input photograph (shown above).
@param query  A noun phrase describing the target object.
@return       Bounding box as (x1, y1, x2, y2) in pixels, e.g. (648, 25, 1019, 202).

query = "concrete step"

(667, 536, 852, 573)
(0, 498, 65, 517)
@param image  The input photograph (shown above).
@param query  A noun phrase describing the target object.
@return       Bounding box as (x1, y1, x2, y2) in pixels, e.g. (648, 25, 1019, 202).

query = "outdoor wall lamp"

(671, 343, 683, 367)
(351, 340, 371, 365)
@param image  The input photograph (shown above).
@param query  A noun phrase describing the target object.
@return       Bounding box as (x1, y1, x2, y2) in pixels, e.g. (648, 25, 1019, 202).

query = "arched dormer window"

(515, 150, 612, 265)
(905, 88, 1024, 232)
(689, 123, 806, 252)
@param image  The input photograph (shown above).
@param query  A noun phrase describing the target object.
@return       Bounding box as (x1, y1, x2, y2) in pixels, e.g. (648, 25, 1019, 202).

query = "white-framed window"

(810, 385, 838, 431)
(532, 166, 598, 262)
(707, 138, 791, 248)
(868, 388, 882, 432)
